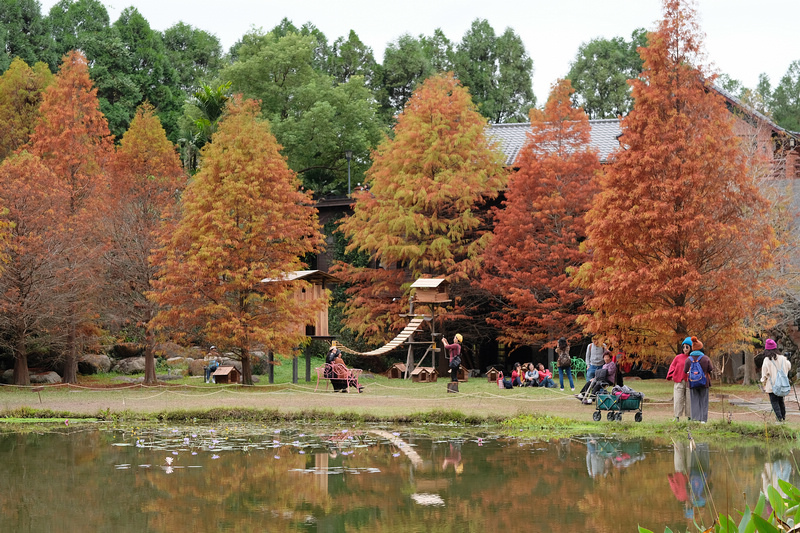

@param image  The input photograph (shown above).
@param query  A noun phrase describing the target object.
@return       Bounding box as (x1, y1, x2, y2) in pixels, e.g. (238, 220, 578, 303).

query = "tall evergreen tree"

(107, 103, 185, 384)
(481, 79, 600, 347)
(149, 97, 324, 385)
(574, 0, 778, 358)
(335, 73, 505, 343)
(27, 50, 114, 383)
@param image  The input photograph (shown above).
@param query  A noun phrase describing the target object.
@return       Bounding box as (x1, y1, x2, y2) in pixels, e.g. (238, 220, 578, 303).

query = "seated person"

(524, 364, 539, 387)
(511, 362, 523, 387)
(576, 350, 616, 403)
(324, 346, 338, 379)
(536, 363, 556, 388)
(333, 351, 363, 393)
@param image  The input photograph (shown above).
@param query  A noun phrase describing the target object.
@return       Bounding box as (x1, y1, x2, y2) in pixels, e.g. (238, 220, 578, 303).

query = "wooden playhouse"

(411, 367, 438, 383)
(387, 363, 407, 379)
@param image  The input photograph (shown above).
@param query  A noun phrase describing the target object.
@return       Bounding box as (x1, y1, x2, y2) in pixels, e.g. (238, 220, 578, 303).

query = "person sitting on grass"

(576, 351, 616, 403)
(535, 363, 556, 388)
(511, 362, 523, 387)
(524, 364, 539, 387)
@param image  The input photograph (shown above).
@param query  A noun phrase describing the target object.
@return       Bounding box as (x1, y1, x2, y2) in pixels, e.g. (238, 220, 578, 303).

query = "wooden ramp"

(337, 317, 426, 356)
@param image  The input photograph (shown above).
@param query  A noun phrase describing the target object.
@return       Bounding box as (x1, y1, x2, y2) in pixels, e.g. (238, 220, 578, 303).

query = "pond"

(0, 424, 794, 532)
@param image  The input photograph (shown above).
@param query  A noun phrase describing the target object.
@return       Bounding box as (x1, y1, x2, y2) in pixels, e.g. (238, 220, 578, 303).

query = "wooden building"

(486, 368, 500, 383)
(261, 270, 341, 339)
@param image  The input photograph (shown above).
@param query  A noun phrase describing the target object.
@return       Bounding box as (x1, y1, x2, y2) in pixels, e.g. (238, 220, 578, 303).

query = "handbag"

(449, 355, 461, 369)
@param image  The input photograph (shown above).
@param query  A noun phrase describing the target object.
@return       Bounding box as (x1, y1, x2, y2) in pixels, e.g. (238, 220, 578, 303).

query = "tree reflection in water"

(0, 425, 795, 532)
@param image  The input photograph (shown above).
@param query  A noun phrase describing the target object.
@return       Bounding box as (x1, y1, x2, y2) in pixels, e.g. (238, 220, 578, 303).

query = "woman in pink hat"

(760, 338, 791, 422)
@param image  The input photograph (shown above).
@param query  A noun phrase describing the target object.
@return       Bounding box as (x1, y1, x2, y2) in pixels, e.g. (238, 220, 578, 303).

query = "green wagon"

(593, 392, 643, 422)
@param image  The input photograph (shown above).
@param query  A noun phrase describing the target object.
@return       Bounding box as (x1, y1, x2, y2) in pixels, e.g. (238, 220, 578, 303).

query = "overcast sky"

(38, 0, 800, 104)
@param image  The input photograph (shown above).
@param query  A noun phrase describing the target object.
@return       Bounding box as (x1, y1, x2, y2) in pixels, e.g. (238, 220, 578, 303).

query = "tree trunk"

(241, 346, 253, 385)
(12, 324, 30, 386)
(13, 347, 30, 386)
(143, 315, 156, 385)
(62, 321, 77, 384)
(719, 352, 735, 384)
(742, 350, 757, 385)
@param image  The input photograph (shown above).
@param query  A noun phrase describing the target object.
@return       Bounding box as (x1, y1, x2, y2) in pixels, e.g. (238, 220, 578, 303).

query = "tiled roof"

(487, 119, 622, 166)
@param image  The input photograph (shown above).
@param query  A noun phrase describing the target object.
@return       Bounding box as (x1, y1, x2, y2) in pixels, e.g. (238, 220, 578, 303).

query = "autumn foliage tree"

(26, 50, 114, 383)
(335, 73, 506, 343)
(149, 97, 323, 385)
(0, 58, 52, 161)
(0, 152, 65, 385)
(481, 79, 600, 347)
(106, 103, 185, 384)
(574, 0, 778, 359)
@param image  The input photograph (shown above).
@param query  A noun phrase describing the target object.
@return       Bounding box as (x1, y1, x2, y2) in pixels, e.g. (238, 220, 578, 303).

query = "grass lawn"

(0, 365, 792, 439)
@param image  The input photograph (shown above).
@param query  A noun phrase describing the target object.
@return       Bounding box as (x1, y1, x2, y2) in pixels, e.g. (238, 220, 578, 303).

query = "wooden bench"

(314, 363, 364, 392)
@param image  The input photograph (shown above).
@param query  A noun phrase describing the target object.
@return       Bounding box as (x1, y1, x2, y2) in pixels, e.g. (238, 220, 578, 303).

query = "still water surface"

(0, 424, 795, 532)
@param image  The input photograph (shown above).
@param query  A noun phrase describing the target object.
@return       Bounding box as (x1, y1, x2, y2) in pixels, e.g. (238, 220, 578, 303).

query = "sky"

(38, 0, 800, 104)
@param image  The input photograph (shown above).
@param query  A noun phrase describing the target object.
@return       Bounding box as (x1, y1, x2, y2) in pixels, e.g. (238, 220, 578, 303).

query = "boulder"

(1, 369, 11, 384)
(31, 371, 61, 384)
(113, 357, 146, 374)
(79, 353, 112, 374)
(111, 343, 145, 359)
(166, 357, 186, 367)
(187, 359, 205, 377)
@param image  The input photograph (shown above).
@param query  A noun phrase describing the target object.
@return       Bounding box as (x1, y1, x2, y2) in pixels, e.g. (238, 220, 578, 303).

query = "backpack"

(771, 358, 791, 397)
(687, 354, 707, 389)
(557, 350, 571, 368)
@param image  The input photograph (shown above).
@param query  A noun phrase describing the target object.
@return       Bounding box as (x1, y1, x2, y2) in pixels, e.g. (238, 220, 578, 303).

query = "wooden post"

(305, 351, 312, 382)
(292, 356, 298, 384)
(447, 381, 459, 393)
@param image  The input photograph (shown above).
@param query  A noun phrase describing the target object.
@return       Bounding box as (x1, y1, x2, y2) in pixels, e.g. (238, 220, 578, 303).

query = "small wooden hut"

(387, 363, 407, 379)
(455, 366, 469, 382)
(212, 366, 241, 384)
(486, 368, 500, 383)
(411, 367, 438, 383)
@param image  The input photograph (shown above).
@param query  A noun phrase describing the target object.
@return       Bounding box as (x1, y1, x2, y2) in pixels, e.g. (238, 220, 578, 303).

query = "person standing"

(204, 346, 220, 383)
(666, 337, 693, 421)
(760, 338, 791, 422)
(585, 337, 606, 380)
(442, 334, 462, 382)
(556, 337, 574, 391)
(683, 336, 713, 423)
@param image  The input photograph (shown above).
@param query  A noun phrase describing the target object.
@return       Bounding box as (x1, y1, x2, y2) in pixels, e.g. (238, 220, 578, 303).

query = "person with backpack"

(442, 334, 462, 383)
(760, 338, 791, 422)
(556, 337, 575, 391)
(683, 336, 713, 423)
(666, 337, 693, 421)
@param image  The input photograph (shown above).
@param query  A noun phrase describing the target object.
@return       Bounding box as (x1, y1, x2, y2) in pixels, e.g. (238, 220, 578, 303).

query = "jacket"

(761, 354, 791, 394)
(666, 353, 689, 383)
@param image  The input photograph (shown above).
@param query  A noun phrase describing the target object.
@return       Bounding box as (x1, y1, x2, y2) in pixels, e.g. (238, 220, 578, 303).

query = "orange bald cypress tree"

(481, 79, 600, 347)
(27, 50, 114, 383)
(335, 73, 505, 343)
(0, 152, 66, 385)
(574, 0, 778, 358)
(149, 97, 323, 385)
(107, 103, 185, 384)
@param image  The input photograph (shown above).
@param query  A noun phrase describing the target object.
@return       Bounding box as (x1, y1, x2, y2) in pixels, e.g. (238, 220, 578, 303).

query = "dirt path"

(0, 378, 789, 426)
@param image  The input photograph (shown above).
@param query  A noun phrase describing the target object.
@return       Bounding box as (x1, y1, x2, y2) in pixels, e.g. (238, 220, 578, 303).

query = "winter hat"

(765, 339, 777, 350)
(691, 336, 703, 351)
(682, 337, 692, 347)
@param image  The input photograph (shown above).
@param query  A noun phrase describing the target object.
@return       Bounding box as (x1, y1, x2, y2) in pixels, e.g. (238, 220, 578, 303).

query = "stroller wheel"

(615, 412, 623, 422)
(592, 411, 601, 421)
(607, 411, 615, 421)
(634, 412, 643, 422)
